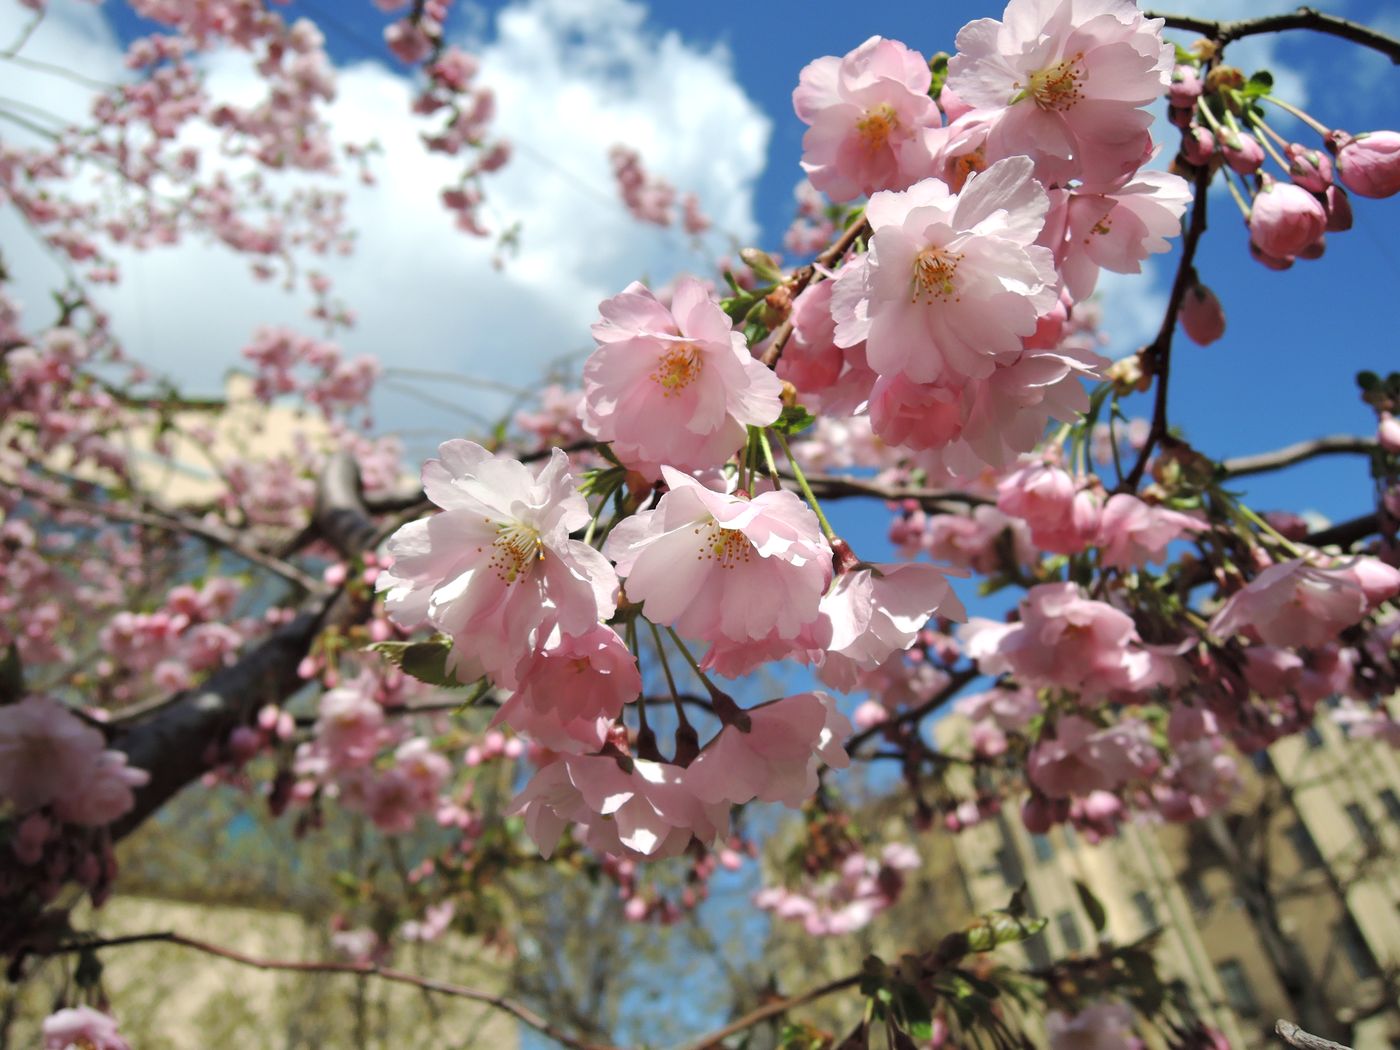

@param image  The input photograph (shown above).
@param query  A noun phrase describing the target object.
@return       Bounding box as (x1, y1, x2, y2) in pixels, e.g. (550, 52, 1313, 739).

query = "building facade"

(937, 710, 1400, 1048)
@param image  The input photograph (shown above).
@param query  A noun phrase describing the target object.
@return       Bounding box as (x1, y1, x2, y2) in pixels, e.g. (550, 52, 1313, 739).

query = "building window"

(995, 846, 1023, 889)
(1183, 870, 1212, 913)
(1346, 803, 1381, 853)
(1380, 789, 1400, 825)
(1340, 916, 1380, 979)
(1024, 928, 1051, 970)
(1132, 890, 1159, 931)
(1056, 910, 1083, 953)
(1030, 833, 1055, 863)
(1286, 822, 1324, 870)
(1217, 959, 1259, 1017)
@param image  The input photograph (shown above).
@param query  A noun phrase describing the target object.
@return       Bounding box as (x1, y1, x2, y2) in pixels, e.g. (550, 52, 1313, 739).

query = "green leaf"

(1173, 42, 1196, 66)
(1240, 69, 1274, 99)
(368, 638, 474, 690)
(928, 51, 950, 99)
(0, 642, 22, 705)
(1074, 879, 1107, 933)
(771, 404, 817, 436)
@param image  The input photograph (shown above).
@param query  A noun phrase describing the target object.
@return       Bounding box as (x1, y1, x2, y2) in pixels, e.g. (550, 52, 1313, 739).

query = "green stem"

(1258, 93, 1332, 137)
(756, 427, 783, 489)
(1241, 108, 1291, 171)
(1223, 170, 1253, 220)
(770, 429, 837, 541)
(1233, 498, 1306, 558)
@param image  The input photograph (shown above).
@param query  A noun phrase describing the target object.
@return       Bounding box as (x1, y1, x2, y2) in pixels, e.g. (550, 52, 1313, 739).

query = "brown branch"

(8, 475, 324, 593)
(1122, 163, 1212, 491)
(1305, 512, 1380, 550)
(760, 219, 870, 368)
(39, 932, 615, 1050)
(1220, 435, 1376, 479)
(797, 472, 990, 511)
(845, 667, 981, 754)
(674, 974, 862, 1050)
(1152, 8, 1400, 65)
(1276, 1020, 1354, 1050)
(109, 456, 382, 840)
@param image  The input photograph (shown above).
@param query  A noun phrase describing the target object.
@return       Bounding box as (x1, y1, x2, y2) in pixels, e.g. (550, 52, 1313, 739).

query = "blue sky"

(61, 0, 1400, 535)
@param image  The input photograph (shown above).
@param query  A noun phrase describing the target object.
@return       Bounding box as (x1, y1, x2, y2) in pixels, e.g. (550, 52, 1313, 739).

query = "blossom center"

(651, 343, 703, 395)
(1020, 52, 1086, 112)
(693, 520, 755, 569)
(1083, 208, 1113, 242)
(489, 520, 544, 583)
(855, 104, 899, 154)
(911, 245, 963, 304)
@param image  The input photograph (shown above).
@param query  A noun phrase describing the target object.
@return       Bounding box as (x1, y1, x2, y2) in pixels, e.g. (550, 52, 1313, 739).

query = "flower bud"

(1249, 175, 1326, 260)
(1180, 282, 1225, 346)
(1182, 124, 1215, 166)
(1324, 185, 1354, 232)
(1168, 64, 1203, 108)
(1221, 129, 1264, 175)
(1331, 130, 1400, 199)
(1379, 412, 1400, 454)
(1286, 142, 1332, 193)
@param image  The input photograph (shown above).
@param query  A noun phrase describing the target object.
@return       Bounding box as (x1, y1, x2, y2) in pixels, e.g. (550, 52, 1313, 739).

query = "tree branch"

(845, 667, 981, 754)
(1123, 163, 1212, 491)
(38, 931, 615, 1050)
(760, 219, 869, 368)
(1220, 435, 1376, 479)
(675, 974, 862, 1050)
(1152, 8, 1400, 65)
(1276, 1020, 1354, 1050)
(109, 456, 382, 841)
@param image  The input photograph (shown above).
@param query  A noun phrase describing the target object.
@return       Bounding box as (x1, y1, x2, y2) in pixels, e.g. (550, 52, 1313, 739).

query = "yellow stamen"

(1014, 52, 1087, 112)
(856, 104, 899, 154)
(652, 343, 703, 396)
(911, 245, 963, 304)
(691, 520, 755, 569)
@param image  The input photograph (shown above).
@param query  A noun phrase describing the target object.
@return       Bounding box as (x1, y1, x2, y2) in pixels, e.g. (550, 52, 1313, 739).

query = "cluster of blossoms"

(608, 145, 711, 235)
(41, 1006, 131, 1050)
(755, 841, 920, 936)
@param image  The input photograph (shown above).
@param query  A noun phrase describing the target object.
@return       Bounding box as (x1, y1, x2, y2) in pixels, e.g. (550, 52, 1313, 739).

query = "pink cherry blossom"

(603, 468, 831, 646)
(1095, 493, 1200, 568)
(792, 36, 943, 201)
(947, 0, 1173, 186)
(312, 675, 387, 770)
(377, 440, 618, 683)
(53, 750, 149, 827)
(996, 459, 1101, 554)
(1028, 715, 1159, 798)
(816, 563, 966, 690)
(687, 692, 851, 807)
(1210, 556, 1399, 649)
(962, 582, 1169, 697)
(492, 624, 641, 753)
(0, 696, 109, 813)
(832, 157, 1059, 385)
(1047, 1001, 1142, 1050)
(508, 755, 728, 860)
(42, 1006, 131, 1050)
(1048, 170, 1191, 301)
(581, 277, 783, 476)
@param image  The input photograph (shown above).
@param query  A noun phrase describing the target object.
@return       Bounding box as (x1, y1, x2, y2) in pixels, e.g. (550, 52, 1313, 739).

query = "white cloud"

(0, 0, 770, 451)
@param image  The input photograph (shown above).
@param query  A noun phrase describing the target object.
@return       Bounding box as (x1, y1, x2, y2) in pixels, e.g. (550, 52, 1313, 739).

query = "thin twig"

(38, 932, 615, 1050)
(845, 667, 981, 753)
(1122, 163, 1213, 491)
(674, 974, 862, 1050)
(8, 476, 322, 593)
(1152, 8, 1400, 65)
(1220, 435, 1376, 479)
(760, 219, 869, 367)
(1275, 1019, 1354, 1050)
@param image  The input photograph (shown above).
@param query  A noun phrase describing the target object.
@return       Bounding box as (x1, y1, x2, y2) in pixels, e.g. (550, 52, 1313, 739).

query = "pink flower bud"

(1249, 176, 1326, 260)
(1168, 65, 1203, 108)
(1221, 130, 1264, 175)
(1332, 129, 1400, 199)
(1286, 142, 1332, 193)
(1182, 124, 1215, 166)
(1324, 185, 1354, 232)
(1249, 240, 1293, 271)
(1180, 282, 1225, 345)
(1379, 413, 1400, 454)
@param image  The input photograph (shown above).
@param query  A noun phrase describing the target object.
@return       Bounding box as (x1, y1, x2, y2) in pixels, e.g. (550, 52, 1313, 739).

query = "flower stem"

(756, 427, 783, 489)
(770, 428, 837, 542)
(664, 626, 750, 730)
(1259, 94, 1331, 137)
